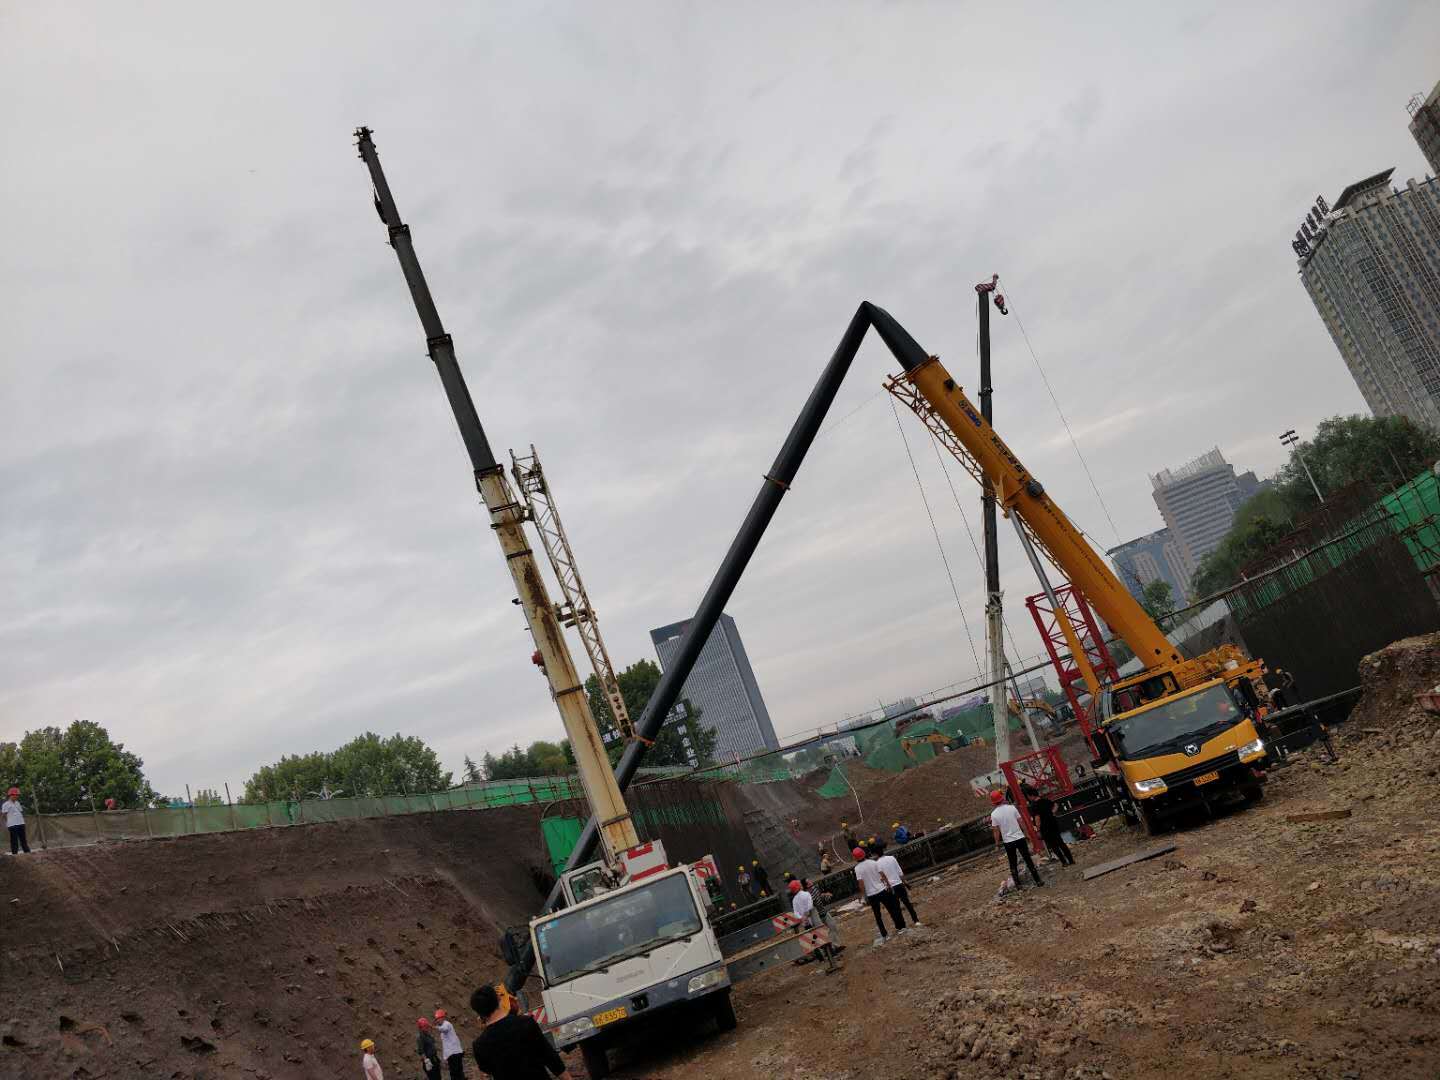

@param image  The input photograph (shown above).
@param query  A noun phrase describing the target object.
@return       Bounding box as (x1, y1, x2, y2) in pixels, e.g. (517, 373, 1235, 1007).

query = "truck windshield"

(535, 873, 702, 986)
(1107, 684, 1242, 760)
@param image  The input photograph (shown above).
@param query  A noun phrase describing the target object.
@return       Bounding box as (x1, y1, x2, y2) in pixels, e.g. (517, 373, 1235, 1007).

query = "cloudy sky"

(3, 3, 1437, 798)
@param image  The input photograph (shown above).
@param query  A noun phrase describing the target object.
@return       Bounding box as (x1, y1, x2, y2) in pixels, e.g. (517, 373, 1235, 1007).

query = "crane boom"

(510, 445, 635, 741)
(885, 358, 1181, 671)
(353, 128, 640, 861)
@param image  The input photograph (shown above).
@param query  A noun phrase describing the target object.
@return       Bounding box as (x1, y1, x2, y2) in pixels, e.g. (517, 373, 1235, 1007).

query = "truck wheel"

(1139, 802, 1163, 836)
(1242, 783, 1264, 804)
(581, 1038, 610, 1079)
(712, 989, 737, 1033)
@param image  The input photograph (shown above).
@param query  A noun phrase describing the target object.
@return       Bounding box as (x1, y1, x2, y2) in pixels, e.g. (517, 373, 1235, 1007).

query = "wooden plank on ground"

(1082, 843, 1177, 881)
(1284, 810, 1352, 823)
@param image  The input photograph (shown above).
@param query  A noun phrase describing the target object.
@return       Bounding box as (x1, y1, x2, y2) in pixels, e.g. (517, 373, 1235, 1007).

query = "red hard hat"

(851, 847, 866, 860)
(6, 787, 17, 797)
(433, 1009, 446, 1021)
(989, 790, 1005, 806)
(416, 1017, 430, 1029)
(788, 880, 802, 894)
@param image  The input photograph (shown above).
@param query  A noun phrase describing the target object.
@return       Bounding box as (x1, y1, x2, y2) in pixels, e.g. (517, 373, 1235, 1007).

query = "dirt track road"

(600, 718, 1440, 1078)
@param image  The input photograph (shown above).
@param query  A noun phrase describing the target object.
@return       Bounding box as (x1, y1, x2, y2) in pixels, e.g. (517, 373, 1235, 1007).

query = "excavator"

(886, 357, 1272, 835)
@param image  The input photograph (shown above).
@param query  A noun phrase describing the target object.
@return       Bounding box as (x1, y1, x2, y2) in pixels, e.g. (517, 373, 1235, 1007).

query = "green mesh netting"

(863, 738, 912, 773)
(814, 764, 852, 798)
(1383, 471, 1440, 570)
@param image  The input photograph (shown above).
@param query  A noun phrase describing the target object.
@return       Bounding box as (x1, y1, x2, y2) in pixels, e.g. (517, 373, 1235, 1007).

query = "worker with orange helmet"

(359, 1037, 383, 1080)
(3, 787, 29, 855)
(416, 1018, 442, 1079)
(433, 1008, 466, 1079)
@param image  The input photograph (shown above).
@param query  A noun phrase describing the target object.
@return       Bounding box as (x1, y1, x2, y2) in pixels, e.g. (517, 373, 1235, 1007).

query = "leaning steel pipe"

(506, 300, 934, 991)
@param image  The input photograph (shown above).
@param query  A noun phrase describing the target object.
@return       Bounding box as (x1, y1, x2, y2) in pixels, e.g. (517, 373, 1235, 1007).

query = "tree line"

(1188, 414, 1440, 599)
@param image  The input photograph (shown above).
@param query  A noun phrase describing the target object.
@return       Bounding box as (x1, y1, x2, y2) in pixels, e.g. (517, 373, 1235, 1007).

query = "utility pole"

(1280, 429, 1324, 504)
(975, 275, 1010, 765)
(353, 128, 640, 864)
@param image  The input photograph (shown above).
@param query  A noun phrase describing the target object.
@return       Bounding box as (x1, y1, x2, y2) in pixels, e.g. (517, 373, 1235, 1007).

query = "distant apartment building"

(1011, 673, 1050, 700)
(881, 697, 920, 721)
(1107, 527, 1192, 607)
(1295, 170, 1440, 432)
(1149, 449, 1256, 583)
(1409, 81, 1440, 175)
(650, 613, 779, 761)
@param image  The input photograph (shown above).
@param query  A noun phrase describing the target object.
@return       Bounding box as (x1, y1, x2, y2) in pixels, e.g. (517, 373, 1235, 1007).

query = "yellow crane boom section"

(888, 356, 1182, 672)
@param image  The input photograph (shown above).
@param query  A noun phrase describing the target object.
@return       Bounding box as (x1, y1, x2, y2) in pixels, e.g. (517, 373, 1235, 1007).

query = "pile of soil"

(841, 741, 999, 836)
(1350, 630, 1440, 736)
(0, 807, 554, 1080)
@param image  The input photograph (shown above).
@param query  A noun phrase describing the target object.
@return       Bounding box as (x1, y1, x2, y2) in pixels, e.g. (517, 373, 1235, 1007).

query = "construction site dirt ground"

(2, 632, 1437, 1079)
(601, 633, 1440, 1080)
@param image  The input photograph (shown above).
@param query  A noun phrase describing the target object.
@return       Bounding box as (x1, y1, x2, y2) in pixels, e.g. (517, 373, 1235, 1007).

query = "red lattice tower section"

(1025, 582, 1120, 758)
(1000, 745, 1072, 850)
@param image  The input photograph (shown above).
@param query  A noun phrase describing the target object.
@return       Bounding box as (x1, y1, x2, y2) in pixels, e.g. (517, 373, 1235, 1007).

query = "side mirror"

(1090, 736, 1115, 767)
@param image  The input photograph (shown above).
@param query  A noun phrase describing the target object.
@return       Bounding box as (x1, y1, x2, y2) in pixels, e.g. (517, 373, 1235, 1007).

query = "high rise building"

(1149, 449, 1255, 582)
(1107, 526, 1192, 606)
(650, 614, 778, 761)
(1295, 170, 1440, 432)
(1409, 82, 1440, 176)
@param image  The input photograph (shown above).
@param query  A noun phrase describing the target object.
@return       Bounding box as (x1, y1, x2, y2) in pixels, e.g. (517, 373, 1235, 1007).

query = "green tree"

(584, 659, 717, 768)
(0, 720, 157, 812)
(1273, 414, 1440, 512)
(1139, 580, 1176, 623)
(242, 733, 451, 801)
(462, 754, 483, 784)
(192, 787, 225, 806)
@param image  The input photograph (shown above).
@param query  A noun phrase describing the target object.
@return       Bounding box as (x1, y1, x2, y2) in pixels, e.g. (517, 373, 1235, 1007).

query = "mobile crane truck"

(887, 353, 1271, 833)
(354, 128, 829, 1079)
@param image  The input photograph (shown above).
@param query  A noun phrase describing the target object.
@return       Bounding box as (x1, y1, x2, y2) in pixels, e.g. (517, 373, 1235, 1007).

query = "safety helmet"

(360, 1038, 375, 1051)
(989, 790, 1005, 805)
(433, 1009, 447, 1021)
(788, 880, 802, 894)
(416, 1017, 430, 1029)
(851, 847, 866, 860)
(6, 787, 17, 797)
(892, 822, 900, 829)
(751, 860, 758, 866)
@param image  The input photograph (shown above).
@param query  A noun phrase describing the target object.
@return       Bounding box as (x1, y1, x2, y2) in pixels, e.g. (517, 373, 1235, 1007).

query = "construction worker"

(736, 864, 753, 899)
(751, 859, 771, 897)
(990, 790, 1043, 890)
(818, 850, 836, 874)
(359, 1037, 383, 1080)
(3, 787, 29, 855)
(853, 846, 905, 945)
(892, 821, 911, 845)
(1027, 792, 1074, 867)
(416, 1018, 443, 1079)
(469, 983, 571, 1079)
(434, 1009, 465, 1079)
(841, 821, 859, 852)
(788, 879, 836, 963)
(876, 847, 920, 926)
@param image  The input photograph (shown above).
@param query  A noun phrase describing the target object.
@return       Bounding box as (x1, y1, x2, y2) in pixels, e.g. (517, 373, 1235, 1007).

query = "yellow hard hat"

(751, 859, 758, 865)
(892, 822, 900, 828)
(360, 1038, 375, 1051)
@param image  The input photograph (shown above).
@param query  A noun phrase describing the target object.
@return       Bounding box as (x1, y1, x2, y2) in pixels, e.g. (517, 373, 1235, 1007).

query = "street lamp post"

(1280, 429, 1324, 504)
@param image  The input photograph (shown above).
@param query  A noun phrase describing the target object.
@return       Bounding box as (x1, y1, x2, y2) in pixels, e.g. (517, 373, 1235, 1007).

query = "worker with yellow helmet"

(360, 1036, 383, 1079)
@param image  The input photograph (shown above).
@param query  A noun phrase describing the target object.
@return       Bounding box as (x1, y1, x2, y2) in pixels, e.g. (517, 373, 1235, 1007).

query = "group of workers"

(360, 988, 571, 1080)
(848, 836, 921, 945)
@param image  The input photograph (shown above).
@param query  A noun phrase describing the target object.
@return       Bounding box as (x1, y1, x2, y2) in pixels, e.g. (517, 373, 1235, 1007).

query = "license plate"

(593, 1007, 627, 1027)
(1193, 771, 1220, 786)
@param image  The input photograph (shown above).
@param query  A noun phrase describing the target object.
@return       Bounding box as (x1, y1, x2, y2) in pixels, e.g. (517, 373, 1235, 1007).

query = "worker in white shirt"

(852, 846, 906, 945)
(787, 879, 837, 963)
(989, 790, 1043, 890)
(874, 847, 920, 926)
(360, 1037, 384, 1080)
(433, 1008, 466, 1079)
(3, 787, 29, 855)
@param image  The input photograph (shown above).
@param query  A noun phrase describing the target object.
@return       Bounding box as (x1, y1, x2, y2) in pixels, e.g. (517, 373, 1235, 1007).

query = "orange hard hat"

(989, 790, 1005, 805)
(788, 880, 802, 894)
(416, 1017, 430, 1029)
(433, 1009, 446, 1021)
(6, 787, 17, 797)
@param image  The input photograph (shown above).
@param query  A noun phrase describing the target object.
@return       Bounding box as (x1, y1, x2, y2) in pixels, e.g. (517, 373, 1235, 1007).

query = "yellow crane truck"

(886, 353, 1271, 834)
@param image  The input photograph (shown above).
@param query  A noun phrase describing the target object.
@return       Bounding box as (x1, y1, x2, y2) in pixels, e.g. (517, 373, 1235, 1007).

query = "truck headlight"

(1237, 738, 1266, 761)
(687, 968, 727, 994)
(552, 1016, 594, 1042)
(1132, 777, 1167, 796)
